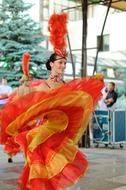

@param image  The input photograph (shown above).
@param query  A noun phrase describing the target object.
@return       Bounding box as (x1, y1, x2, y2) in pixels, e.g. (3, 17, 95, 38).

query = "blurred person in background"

(98, 82, 117, 110)
(0, 77, 12, 107)
(103, 82, 118, 109)
(0, 77, 13, 163)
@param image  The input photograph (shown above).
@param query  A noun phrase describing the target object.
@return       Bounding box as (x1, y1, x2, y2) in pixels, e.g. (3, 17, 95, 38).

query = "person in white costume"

(0, 77, 12, 107)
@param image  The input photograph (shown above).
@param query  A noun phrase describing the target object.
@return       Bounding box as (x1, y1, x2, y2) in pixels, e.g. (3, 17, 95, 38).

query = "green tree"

(0, 0, 48, 87)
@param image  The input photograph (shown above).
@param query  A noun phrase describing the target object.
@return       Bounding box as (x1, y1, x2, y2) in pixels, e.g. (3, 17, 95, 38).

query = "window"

(97, 34, 110, 52)
(43, 8, 49, 20)
(43, 0, 49, 7)
(54, 0, 82, 21)
(40, 0, 49, 20)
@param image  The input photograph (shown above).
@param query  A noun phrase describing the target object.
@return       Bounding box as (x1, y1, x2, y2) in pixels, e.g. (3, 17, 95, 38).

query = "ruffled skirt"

(0, 77, 104, 190)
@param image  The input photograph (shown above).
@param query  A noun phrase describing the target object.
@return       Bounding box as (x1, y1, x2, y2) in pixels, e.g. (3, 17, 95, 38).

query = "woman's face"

(50, 56, 66, 75)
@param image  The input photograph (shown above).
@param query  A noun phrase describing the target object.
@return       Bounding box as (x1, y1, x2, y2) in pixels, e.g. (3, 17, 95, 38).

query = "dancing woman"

(0, 13, 104, 190)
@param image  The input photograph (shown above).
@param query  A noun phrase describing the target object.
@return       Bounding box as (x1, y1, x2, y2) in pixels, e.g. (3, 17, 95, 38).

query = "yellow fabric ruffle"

(29, 139, 78, 180)
(6, 91, 92, 140)
(27, 110, 68, 152)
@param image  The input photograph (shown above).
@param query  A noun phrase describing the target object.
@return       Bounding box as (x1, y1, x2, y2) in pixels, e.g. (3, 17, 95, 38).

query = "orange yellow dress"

(0, 76, 104, 190)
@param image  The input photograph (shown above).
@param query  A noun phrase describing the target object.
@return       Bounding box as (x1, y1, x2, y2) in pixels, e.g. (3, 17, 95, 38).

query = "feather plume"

(22, 52, 31, 76)
(48, 13, 68, 58)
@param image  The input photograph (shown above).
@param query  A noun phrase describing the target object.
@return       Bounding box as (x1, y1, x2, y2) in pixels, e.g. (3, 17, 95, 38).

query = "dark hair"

(46, 53, 58, 70)
(109, 82, 115, 87)
(2, 76, 7, 79)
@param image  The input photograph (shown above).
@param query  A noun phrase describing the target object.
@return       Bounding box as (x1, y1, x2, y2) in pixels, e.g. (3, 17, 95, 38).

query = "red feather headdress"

(22, 52, 31, 80)
(48, 13, 68, 59)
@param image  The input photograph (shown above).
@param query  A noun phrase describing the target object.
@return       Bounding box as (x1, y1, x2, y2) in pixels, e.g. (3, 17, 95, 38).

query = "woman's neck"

(48, 72, 62, 82)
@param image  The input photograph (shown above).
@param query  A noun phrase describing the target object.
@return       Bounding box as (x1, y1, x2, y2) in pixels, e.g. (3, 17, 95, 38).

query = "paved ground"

(0, 145, 126, 190)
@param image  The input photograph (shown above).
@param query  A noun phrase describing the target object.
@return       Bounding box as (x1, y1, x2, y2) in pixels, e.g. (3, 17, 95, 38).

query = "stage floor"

(0, 145, 126, 190)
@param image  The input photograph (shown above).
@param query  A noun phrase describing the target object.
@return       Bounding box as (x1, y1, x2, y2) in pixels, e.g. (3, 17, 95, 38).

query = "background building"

(39, 1, 126, 82)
